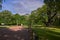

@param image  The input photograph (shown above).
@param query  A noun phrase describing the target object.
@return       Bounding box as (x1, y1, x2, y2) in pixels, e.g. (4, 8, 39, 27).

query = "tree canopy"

(0, 10, 28, 25)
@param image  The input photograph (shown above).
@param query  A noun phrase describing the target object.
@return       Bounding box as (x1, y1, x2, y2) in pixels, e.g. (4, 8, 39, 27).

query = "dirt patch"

(9, 26, 24, 31)
(0, 26, 30, 40)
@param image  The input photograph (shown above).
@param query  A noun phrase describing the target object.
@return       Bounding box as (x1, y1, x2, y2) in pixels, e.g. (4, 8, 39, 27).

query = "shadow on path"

(0, 27, 30, 40)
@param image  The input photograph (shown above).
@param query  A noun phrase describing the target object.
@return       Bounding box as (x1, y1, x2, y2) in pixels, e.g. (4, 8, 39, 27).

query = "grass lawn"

(0, 25, 10, 28)
(32, 27, 60, 40)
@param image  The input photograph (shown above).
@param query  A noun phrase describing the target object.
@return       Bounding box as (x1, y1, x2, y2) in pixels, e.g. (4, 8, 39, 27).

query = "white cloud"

(2, 0, 44, 15)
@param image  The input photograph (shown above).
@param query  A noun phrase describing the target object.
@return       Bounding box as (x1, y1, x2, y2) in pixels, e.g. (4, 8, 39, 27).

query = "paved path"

(0, 26, 30, 40)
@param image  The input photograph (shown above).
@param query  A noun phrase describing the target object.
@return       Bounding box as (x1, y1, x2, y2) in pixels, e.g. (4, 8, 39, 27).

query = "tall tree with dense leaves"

(30, 5, 47, 26)
(0, 10, 12, 25)
(44, 0, 60, 26)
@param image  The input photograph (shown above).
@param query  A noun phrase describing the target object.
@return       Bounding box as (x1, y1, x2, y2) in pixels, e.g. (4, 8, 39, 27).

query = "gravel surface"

(0, 26, 30, 40)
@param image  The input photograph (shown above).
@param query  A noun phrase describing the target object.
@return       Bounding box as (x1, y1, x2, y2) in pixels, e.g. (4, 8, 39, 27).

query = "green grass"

(32, 27, 60, 40)
(0, 26, 10, 28)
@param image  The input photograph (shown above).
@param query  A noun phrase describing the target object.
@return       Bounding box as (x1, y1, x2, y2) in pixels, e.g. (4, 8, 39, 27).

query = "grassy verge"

(32, 27, 60, 40)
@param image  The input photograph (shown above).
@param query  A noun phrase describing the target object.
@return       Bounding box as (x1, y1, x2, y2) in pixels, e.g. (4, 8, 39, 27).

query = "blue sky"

(2, 0, 44, 15)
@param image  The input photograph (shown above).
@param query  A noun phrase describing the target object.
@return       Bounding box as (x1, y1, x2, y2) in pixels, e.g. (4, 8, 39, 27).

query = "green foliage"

(29, 0, 60, 27)
(0, 10, 12, 24)
(44, 0, 60, 26)
(0, 10, 28, 25)
(0, 0, 60, 27)
(29, 5, 48, 26)
(53, 15, 60, 26)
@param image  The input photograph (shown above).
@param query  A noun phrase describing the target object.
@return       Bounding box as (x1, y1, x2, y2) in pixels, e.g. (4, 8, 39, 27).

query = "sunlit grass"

(0, 26, 9, 28)
(33, 26, 60, 40)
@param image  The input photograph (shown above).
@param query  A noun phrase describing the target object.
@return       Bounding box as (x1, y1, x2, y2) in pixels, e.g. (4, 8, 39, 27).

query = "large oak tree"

(44, 0, 60, 26)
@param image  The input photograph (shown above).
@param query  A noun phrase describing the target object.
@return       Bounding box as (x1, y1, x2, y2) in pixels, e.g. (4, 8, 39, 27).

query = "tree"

(12, 14, 27, 25)
(0, 10, 30, 25)
(12, 13, 21, 25)
(30, 3, 60, 27)
(43, 0, 60, 26)
(53, 13, 60, 26)
(0, 10, 12, 25)
(30, 5, 47, 26)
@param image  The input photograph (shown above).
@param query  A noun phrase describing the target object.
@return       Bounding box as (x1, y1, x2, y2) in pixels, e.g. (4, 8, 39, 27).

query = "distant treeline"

(0, 10, 29, 25)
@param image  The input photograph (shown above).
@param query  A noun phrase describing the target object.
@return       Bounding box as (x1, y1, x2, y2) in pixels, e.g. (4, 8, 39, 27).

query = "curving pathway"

(0, 26, 30, 40)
